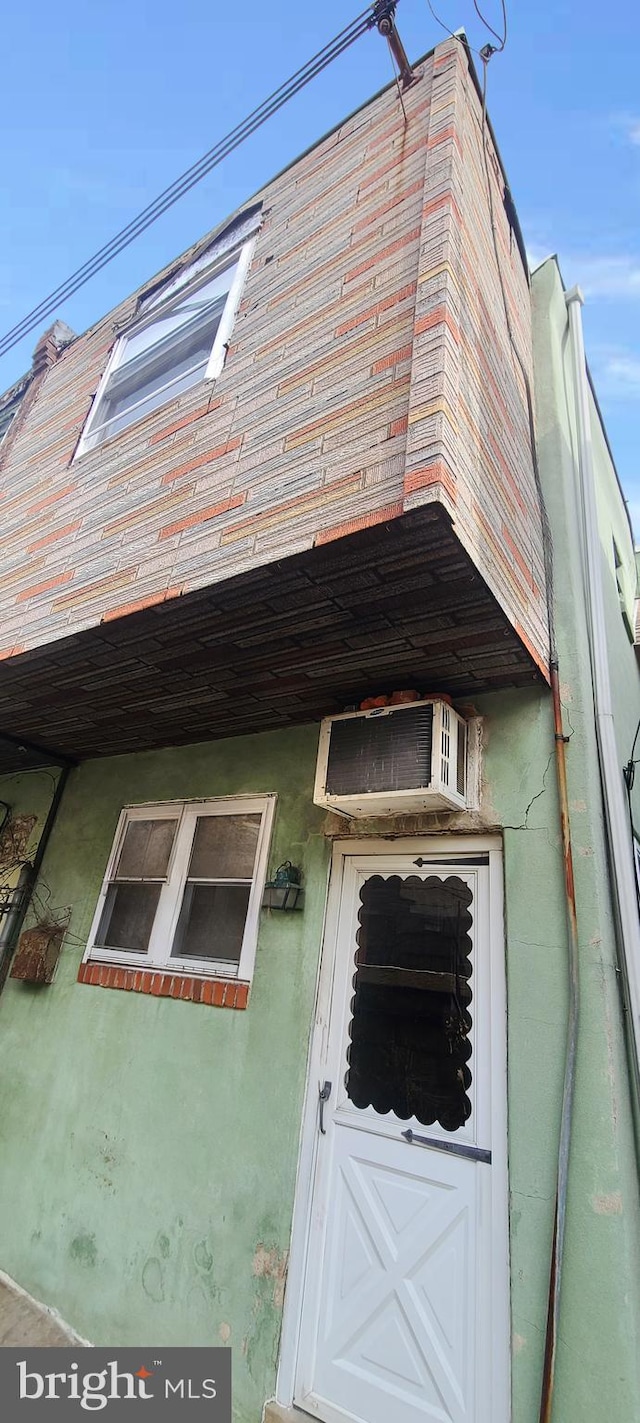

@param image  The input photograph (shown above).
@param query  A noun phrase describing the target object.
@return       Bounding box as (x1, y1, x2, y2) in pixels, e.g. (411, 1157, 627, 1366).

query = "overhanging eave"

(0, 505, 545, 772)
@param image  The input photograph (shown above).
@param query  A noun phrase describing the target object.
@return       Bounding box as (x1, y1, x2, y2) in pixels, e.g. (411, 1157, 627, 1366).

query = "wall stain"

(243, 1306, 277, 1385)
(142, 1257, 165, 1302)
(252, 1244, 288, 1310)
(186, 1281, 210, 1314)
(195, 1239, 213, 1273)
(84, 1131, 120, 1196)
(241, 1243, 290, 1383)
(70, 1233, 97, 1268)
(139, 1226, 223, 1311)
(592, 1191, 623, 1215)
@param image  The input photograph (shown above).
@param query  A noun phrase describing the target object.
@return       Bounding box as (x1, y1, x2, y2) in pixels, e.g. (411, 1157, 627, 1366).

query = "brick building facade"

(0, 33, 639, 1423)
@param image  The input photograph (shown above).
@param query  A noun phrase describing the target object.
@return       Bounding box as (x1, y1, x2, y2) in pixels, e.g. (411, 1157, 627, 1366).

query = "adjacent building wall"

(529, 256, 640, 1422)
(0, 41, 547, 677)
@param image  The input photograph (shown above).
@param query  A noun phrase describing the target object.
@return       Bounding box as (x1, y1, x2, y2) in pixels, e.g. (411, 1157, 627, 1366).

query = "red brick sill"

(77, 960, 249, 1008)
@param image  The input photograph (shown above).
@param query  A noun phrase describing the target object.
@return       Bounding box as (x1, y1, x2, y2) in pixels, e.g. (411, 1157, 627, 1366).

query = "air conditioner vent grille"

(457, 721, 468, 798)
(325, 705, 434, 796)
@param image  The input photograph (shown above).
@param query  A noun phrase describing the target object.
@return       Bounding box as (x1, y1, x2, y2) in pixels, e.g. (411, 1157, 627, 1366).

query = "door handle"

(318, 1080, 332, 1135)
(402, 1128, 491, 1164)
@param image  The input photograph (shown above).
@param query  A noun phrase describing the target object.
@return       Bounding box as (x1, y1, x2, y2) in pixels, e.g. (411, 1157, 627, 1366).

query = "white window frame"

(83, 794, 276, 983)
(75, 230, 258, 459)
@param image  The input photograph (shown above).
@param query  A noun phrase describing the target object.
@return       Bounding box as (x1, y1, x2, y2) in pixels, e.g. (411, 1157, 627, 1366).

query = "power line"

(424, 1, 485, 57)
(473, 0, 506, 51)
(424, 0, 507, 59)
(0, 5, 380, 362)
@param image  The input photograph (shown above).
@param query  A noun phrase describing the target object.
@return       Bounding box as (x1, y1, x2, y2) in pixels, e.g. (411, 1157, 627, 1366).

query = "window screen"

(171, 813, 261, 964)
(95, 817, 178, 954)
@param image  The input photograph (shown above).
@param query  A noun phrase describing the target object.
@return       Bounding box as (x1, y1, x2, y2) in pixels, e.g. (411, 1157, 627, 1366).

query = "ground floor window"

(83, 795, 276, 988)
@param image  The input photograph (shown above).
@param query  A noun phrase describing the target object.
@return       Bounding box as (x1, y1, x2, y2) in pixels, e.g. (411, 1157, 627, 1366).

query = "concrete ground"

(0, 1273, 87, 1346)
(263, 1405, 310, 1423)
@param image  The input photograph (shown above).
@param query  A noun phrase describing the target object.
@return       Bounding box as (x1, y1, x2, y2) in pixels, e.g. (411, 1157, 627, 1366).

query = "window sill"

(77, 961, 249, 1008)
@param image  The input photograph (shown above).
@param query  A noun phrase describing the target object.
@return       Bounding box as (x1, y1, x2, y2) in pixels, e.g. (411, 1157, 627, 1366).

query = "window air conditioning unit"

(313, 699, 469, 818)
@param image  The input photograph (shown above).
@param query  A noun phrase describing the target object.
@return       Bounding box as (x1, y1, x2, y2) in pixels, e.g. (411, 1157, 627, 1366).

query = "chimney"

(31, 320, 76, 376)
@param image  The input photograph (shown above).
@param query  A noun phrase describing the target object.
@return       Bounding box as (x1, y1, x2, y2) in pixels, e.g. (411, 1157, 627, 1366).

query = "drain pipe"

(565, 287, 640, 1089)
(539, 661, 580, 1423)
(0, 764, 71, 997)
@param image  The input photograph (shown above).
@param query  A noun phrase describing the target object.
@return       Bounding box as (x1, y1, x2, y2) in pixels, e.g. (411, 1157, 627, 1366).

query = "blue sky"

(1, 1, 638, 529)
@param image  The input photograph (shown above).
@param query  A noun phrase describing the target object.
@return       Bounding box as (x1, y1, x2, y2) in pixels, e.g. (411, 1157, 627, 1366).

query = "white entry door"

(292, 845, 508, 1423)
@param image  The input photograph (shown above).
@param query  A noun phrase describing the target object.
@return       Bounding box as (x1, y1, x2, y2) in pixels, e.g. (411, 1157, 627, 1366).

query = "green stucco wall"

(0, 727, 329, 1420)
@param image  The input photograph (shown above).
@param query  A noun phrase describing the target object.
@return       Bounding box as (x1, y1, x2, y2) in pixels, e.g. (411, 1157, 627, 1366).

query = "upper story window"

(76, 207, 261, 456)
(0, 380, 28, 446)
(84, 795, 275, 983)
(0, 408, 16, 446)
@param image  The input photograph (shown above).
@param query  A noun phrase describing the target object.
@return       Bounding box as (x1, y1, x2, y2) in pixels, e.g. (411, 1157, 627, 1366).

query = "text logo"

(2, 1349, 231, 1418)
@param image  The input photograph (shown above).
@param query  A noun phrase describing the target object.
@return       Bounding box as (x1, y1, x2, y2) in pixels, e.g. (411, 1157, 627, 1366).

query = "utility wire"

(424, 0, 507, 59)
(425, 1, 485, 56)
(0, 6, 377, 362)
(473, 0, 506, 51)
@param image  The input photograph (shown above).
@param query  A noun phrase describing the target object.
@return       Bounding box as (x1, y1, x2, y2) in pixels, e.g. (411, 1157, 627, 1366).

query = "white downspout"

(565, 286, 640, 1089)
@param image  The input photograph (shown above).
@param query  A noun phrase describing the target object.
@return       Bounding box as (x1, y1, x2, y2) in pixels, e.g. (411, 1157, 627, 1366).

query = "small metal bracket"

(369, 0, 397, 30)
(402, 1129, 491, 1164)
(370, 0, 420, 91)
